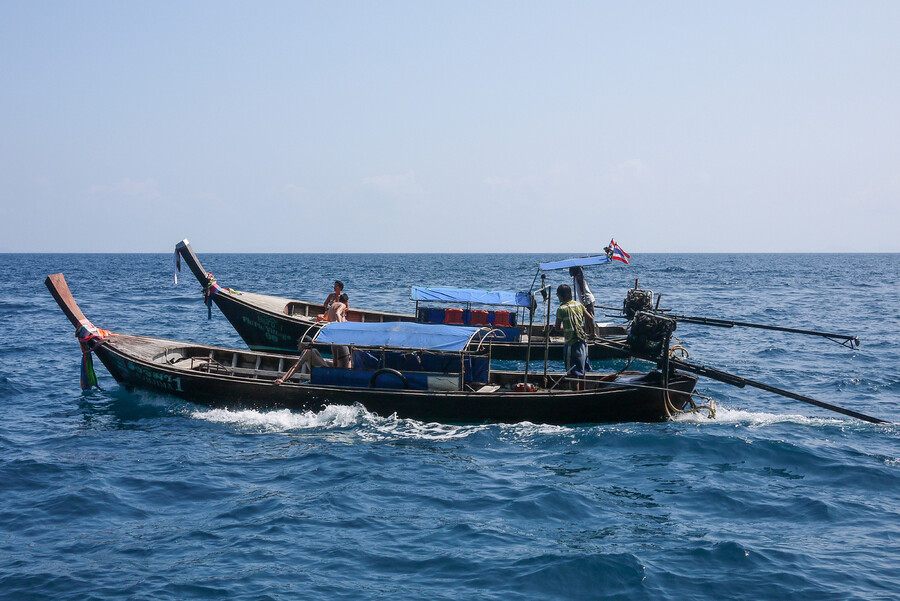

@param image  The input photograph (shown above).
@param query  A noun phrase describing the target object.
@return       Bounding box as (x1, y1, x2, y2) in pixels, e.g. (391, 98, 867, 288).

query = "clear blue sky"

(2, 2, 897, 252)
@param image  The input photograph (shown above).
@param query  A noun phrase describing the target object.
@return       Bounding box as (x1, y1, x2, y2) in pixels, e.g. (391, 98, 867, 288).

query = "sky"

(1, 1, 898, 253)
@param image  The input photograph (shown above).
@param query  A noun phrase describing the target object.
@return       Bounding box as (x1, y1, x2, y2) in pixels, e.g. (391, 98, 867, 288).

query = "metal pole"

(524, 292, 535, 385)
(664, 314, 859, 347)
(542, 274, 551, 384)
(668, 356, 886, 424)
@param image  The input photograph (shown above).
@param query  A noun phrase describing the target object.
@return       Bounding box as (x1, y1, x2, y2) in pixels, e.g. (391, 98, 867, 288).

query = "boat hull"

(92, 335, 695, 425)
(48, 271, 674, 425)
(212, 290, 629, 361)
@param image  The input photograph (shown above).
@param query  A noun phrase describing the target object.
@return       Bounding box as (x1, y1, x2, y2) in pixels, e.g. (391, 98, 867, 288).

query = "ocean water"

(1, 252, 898, 600)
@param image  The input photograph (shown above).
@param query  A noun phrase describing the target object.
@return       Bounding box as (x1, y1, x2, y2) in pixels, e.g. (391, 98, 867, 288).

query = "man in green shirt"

(554, 284, 595, 390)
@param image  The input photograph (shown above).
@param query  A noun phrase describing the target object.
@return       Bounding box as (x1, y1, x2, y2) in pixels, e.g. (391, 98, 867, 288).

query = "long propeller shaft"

(589, 338, 886, 424)
(664, 313, 859, 347)
(667, 357, 886, 424)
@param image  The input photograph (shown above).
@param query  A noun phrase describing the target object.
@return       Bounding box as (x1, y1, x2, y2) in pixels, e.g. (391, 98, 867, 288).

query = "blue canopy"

(313, 321, 483, 352)
(410, 286, 532, 308)
(539, 254, 611, 271)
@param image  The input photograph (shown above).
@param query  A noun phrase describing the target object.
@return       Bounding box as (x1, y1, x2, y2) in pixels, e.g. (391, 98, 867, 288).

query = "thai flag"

(607, 239, 630, 265)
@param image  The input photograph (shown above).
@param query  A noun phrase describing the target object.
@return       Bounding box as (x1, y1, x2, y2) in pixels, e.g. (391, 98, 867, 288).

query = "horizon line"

(2, 251, 899, 255)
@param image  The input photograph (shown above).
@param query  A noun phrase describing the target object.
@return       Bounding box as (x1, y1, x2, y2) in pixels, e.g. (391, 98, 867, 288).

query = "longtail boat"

(46, 273, 701, 425)
(174, 239, 628, 361)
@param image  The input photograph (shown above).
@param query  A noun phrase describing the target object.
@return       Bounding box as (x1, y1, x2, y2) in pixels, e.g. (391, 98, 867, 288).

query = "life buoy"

(368, 368, 409, 389)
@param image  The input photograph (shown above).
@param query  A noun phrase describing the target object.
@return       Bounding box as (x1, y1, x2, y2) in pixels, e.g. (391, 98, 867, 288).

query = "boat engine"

(627, 312, 676, 360)
(623, 288, 654, 320)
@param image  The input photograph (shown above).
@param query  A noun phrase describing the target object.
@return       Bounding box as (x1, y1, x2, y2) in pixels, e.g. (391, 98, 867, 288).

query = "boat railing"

(170, 355, 233, 375)
(285, 301, 416, 323)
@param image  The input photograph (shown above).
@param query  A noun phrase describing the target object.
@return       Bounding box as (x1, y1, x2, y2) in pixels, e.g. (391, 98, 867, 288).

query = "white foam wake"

(672, 405, 848, 427)
(191, 404, 365, 431)
(190, 403, 491, 439)
(190, 403, 876, 437)
(188, 403, 576, 440)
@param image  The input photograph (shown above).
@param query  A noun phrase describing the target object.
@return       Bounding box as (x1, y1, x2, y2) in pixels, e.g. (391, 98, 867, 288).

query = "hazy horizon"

(5, 250, 898, 256)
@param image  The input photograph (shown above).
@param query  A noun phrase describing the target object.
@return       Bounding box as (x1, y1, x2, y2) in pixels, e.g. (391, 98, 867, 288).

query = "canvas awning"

(313, 321, 483, 352)
(538, 254, 611, 271)
(409, 286, 532, 307)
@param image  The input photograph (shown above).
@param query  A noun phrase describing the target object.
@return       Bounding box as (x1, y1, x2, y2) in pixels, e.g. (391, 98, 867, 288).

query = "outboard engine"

(627, 311, 676, 360)
(623, 288, 654, 320)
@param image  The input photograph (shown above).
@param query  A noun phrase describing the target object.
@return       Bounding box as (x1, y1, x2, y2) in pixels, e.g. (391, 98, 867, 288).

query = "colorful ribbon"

(201, 272, 241, 319)
(75, 322, 108, 390)
(202, 273, 221, 320)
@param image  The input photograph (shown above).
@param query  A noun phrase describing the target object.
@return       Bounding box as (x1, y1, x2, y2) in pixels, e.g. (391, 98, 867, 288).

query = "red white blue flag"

(606, 239, 630, 265)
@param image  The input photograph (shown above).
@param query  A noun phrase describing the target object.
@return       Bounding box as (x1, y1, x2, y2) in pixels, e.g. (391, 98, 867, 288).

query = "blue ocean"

(1, 252, 898, 600)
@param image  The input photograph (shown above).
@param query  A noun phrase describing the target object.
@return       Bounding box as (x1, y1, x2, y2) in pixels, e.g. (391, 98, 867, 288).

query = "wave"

(672, 405, 854, 427)
(0, 299, 35, 311)
(836, 376, 900, 394)
(0, 374, 25, 396)
(189, 399, 895, 442)
(754, 346, 791, 357)
(191, 404, 366, 431)
(189, 403, 577, 442)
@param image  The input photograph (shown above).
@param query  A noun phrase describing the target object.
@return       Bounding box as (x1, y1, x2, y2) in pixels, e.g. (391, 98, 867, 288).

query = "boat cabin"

(305, 321, 493, 392)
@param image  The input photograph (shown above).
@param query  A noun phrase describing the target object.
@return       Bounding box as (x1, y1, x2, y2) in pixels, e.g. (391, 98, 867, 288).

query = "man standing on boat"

(554, 284, 595, 390)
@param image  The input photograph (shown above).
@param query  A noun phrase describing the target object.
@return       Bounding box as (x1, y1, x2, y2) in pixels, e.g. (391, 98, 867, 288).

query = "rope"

(201, 272, 241, 320)
(668, 344, 690, 359)
(615, 357, 634, 376)
(663, 386, 716, 419)
(75, 323, 108, 390)
(552, 375, 717, 419)
(202, 272, 220, 320)
(547, 373, 567, 391)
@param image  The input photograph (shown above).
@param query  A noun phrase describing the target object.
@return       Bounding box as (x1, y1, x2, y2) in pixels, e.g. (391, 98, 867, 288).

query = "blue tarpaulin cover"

(314, 321, 483, 352)
(538, 254, 611, 271)
(410, 286, 532, 307)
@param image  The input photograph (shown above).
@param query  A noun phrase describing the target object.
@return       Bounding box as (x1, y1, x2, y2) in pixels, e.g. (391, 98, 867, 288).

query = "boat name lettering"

(240, 315, 293, 344)
(116, 357, 185, 392)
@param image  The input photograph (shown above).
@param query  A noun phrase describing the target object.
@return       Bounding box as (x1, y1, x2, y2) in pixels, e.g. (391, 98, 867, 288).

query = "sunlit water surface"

(1, 252, 898, 600)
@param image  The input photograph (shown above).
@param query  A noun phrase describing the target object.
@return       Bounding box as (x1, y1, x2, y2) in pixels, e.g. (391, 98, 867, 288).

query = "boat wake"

(189, 403, 574, 440)
(191, 404, 365, 431)
(672, 405, 852, 427)
(190, 402, 887, 438)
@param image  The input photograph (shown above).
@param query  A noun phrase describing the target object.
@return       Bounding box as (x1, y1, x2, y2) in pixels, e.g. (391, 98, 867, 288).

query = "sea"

(1, 252, 898, 601)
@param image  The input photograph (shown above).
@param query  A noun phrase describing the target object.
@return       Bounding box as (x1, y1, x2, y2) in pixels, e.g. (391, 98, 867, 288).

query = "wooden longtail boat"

(46, 273, 699, 425)
(173, 239, 628, 361)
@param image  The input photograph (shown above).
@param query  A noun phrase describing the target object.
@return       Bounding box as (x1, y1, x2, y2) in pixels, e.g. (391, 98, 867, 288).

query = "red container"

(493, 311, 512, 327)
(444, 308, 465, 325)
(468, 310, 489, 326)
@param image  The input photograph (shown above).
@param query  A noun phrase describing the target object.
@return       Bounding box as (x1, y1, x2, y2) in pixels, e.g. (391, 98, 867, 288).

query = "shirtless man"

(324, 293, 348, 322)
